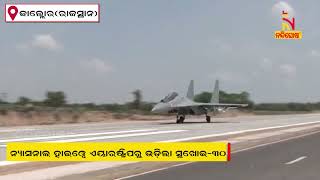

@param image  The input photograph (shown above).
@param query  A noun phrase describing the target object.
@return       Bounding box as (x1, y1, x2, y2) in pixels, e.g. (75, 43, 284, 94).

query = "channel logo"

(5, 3, 100, 23)
(274, 11, 302, 40)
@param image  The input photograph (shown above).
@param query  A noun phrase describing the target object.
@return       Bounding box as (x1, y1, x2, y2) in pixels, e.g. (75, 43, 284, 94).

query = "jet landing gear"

(175, 114, 210, 124)
(176, 115, 185, 124)
(206, 115, 211, 123)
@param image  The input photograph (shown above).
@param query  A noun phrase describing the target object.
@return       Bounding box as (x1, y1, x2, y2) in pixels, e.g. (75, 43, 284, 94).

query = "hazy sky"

(1, 0, 320, 104)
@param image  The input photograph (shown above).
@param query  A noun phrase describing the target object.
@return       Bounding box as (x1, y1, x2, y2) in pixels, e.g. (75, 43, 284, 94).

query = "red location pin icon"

(8, 6, 18, 21)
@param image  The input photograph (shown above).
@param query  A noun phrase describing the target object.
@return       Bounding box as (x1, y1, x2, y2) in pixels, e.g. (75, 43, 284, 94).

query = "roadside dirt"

(0, 111, 171, 127)
(0, 109, 255, 127)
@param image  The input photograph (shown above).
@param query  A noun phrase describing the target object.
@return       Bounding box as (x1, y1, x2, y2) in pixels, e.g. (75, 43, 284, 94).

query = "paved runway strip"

(1, 113, 320, 179)
(122, 130, 320, 180)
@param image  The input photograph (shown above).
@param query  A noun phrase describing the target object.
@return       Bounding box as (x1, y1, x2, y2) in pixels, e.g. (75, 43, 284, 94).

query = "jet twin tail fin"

(186, 80, 194, 100)
(186, 80, 219, 102)
(210, 80, 219, 103)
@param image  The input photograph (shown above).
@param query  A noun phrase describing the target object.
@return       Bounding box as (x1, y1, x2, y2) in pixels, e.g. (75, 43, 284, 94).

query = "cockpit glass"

(160, 92, 178, 103)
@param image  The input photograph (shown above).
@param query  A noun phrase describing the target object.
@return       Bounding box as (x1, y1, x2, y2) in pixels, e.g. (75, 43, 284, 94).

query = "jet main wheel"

(206, 115, 211, 123)
(176, 115, 185, 124)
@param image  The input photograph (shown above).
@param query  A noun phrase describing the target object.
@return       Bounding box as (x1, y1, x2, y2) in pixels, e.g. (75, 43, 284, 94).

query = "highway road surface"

(1, 113, 320, 179)
(123, 128, 320, 180)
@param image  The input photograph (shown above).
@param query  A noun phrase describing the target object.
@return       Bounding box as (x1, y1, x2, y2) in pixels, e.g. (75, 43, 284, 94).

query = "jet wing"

(174, 102, 248, 108)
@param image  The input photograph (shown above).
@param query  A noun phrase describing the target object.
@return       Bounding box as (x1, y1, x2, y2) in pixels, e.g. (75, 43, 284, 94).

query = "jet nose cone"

(152, 104, 161, 112)
(152, 103, 168, 113)
(151, 106, 158, 112)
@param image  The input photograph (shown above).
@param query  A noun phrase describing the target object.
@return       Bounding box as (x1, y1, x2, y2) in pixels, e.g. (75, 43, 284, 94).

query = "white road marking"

(160, 120, 320, 142)
(285, 156, 307, 165)
(0, 129, 157, 143)
(232, 131, 283, 141)
(0, 128, 36, 133)
(0, 161, 26, 166)
(52, 130, 187, 142)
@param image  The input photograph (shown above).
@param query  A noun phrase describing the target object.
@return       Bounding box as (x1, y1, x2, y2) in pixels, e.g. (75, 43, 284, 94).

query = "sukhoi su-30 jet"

(152, 80, 248, 123)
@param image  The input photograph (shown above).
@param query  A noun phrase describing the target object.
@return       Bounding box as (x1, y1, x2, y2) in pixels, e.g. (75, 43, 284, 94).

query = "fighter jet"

(151, 80, 248, 123)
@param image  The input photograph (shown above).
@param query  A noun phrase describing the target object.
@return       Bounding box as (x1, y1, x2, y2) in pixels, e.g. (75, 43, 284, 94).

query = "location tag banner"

(5, 3, 100, 23)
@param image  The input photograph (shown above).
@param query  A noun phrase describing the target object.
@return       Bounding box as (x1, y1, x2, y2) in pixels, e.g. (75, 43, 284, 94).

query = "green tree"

(193, 92, 212, 103)
(44, 91, 66, 107)
(194, 90, 254, 107)
(16, 96, 31, 105)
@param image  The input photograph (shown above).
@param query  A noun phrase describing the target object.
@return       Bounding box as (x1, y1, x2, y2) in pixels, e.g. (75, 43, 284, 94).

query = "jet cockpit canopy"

(160, 92, 178, 103)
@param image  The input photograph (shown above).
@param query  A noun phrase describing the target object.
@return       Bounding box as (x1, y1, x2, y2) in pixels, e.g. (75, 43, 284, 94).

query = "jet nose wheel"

(206, 115, 211, 123)
(176, 115, 185, 124)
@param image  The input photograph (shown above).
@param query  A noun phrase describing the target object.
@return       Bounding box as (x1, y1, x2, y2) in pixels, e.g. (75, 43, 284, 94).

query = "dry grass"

(0, 111, 171, 127)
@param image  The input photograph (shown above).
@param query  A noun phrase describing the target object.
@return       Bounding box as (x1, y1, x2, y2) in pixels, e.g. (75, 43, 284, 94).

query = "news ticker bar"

(5, 3, 100, 23)
(7, 142, 231, 162)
